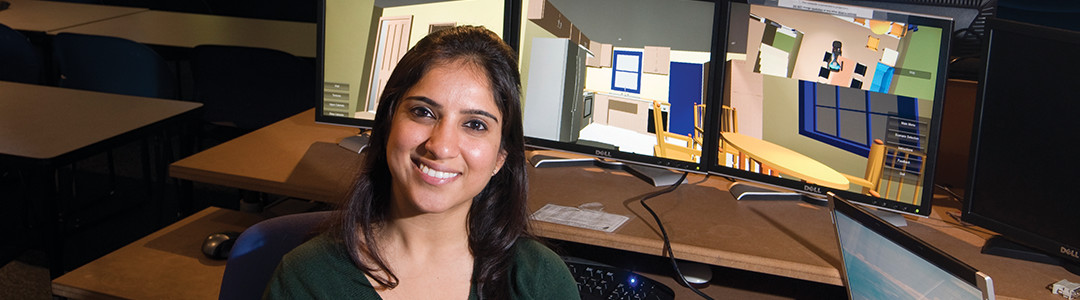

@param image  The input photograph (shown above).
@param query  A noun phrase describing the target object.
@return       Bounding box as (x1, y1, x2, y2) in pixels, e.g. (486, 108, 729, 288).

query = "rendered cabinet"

(528, 0, 571, 38)
(643, 46, 671, 75)
(524, 38, 588, 143)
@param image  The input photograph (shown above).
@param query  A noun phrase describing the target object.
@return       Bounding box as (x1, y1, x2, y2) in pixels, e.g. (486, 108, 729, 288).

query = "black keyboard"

(563, 256, 676, 300)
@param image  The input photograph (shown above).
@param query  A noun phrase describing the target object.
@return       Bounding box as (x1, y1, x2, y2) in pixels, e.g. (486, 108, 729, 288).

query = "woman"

(265, 26, 580, 299)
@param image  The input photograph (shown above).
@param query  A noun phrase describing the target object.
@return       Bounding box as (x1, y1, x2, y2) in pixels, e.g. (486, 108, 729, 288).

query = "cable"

(933, 183, 964, 204)
(638, 172, 714, 300)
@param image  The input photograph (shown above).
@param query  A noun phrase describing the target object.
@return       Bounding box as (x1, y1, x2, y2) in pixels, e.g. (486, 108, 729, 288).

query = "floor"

(0, 132, 244, 299)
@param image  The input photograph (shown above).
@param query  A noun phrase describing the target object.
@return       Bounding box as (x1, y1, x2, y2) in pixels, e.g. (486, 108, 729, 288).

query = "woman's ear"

(493, 149, 507, 176)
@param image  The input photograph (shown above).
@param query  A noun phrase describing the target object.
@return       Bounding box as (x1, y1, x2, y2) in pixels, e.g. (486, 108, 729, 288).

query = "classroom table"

(163, 108, 1078, 299)
(48, 10, 316, 58)
(0, 81, 202, 277)
(50, 207, 261, 299)
(0, 0, 146, 33)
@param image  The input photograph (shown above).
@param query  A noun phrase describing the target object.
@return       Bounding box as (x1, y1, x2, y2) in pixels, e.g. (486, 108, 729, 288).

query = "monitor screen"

(710, 0, 953, 216)
(316, 0, 512, 128)
(962, 18, 1080, 271)
(518, 0, 720, 173)
(830, 193, 995, 300)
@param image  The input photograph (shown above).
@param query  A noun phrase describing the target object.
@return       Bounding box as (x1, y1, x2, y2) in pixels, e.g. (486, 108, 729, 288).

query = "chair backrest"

(192, 45, 315, 130)
(52, 32, 177, 99)
(219, 210, 332, 300)
(0, 22, 43, 84)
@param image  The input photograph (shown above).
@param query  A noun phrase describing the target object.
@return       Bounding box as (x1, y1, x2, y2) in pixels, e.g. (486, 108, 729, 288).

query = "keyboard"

(563, 256, 676, 300)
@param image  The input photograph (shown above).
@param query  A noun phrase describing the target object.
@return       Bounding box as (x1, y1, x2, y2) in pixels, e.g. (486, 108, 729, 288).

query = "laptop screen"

(829, 193, 994, 300)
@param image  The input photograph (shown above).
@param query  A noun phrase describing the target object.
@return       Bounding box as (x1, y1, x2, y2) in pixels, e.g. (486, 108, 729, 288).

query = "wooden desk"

(48, 10, 316, 58)
(0, 81, 202, 277)
(0, 0, 146, 33)
(167, 109, 1077, 299)
(720, 132, 850, 190)
(51, 207, 263, 299)
(169, 109, 361, 204)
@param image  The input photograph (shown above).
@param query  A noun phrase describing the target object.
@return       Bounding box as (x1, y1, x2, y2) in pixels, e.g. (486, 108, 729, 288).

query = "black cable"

(638, 172, 714, 300)
(933, 183, 964, 204)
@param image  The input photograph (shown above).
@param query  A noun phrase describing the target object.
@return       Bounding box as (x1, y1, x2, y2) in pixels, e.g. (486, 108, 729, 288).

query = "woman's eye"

(464, 120, 488, 132)
(410, 106, 434, 118)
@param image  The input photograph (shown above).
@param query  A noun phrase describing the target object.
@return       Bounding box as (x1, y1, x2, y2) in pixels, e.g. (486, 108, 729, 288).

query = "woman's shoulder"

(509, 238, 580, 299)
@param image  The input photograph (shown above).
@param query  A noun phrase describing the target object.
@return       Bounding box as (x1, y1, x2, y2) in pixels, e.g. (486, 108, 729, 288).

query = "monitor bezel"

(314, 0, 519, 129)
(829, 193, 995, 300)
(706, 0, 955, 217)
(517, 0, 722, 175)
(961, 17, 1080, 269)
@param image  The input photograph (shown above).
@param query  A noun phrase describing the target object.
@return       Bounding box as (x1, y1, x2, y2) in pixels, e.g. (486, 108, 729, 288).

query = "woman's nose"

(424, 121, 460, 159)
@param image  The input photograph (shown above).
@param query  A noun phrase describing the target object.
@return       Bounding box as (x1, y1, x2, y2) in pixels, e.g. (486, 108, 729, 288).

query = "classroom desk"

(719, 132, 850, 190)
(51, 207, 263, 299)
(0, 81, 202, 277)
(166, 109, 1077, 299)
(0, 0, 146, 33)
(47, 10, 316, 58)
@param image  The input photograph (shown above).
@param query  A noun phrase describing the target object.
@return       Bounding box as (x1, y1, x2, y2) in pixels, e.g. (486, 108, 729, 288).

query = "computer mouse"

(201, 231, 240, 260)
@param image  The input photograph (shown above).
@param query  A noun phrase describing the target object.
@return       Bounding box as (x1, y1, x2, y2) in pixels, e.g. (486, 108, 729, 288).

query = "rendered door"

(365, 16, 412, 112)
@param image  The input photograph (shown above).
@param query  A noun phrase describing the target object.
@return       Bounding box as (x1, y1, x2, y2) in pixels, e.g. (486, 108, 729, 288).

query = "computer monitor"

(829, 193, 996, 300)
(315, 0, 513, 130)
(709, 0, 953, 218)
(961, 17, 1080, 275)
(517, 0, 721, 185)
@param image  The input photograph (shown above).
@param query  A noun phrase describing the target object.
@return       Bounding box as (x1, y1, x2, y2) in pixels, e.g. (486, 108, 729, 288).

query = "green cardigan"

(264, 233, 580, 300)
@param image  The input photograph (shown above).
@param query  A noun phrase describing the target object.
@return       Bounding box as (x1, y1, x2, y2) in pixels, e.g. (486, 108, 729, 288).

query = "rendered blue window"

(798, 81, 919, 157)
(611, 50, 642, 94)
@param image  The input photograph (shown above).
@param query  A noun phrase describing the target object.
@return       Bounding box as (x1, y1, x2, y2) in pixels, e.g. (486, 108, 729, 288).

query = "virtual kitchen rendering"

(519, 0, 715, 163)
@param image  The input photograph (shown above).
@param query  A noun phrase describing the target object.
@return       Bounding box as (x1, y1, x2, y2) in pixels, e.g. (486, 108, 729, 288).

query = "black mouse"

(202, 231, 240, 260)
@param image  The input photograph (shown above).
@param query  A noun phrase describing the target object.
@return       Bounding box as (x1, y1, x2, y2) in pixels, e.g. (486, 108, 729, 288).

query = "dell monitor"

(517, 0, 721, 185)
(709, 0, 954, 219)
(962, 17, 1080, 275)
(830, 193, 996, 300)
(316, 0, 513, 146)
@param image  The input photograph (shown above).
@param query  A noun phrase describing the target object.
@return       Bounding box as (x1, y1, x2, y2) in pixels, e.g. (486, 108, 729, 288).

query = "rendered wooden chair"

(842, 139, 888, 197)
(651, 100, 701, 161)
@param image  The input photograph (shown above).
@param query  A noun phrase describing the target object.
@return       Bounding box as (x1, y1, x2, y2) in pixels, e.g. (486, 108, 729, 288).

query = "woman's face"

(386, 61, 507, 217)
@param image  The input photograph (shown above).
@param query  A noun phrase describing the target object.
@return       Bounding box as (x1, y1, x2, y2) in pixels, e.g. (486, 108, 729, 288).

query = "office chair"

(0, 22, 43, 84)
(52, 32, 178, 99)
(191, 45, 315, 132)
(219, 210, 331, 300)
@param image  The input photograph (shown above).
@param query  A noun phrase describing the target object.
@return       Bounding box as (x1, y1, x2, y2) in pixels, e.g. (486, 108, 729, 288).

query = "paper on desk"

(530, 203, 629, 233)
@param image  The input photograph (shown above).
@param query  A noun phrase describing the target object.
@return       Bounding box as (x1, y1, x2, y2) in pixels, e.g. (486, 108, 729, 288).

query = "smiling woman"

(264, 26, 580, 299)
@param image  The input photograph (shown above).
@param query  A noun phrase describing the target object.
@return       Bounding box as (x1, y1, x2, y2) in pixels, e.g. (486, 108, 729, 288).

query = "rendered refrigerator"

(524, 37, 588, 143)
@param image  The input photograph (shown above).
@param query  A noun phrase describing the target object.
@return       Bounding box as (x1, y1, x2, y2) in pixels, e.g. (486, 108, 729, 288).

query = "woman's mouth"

(419, 162, 460, 179)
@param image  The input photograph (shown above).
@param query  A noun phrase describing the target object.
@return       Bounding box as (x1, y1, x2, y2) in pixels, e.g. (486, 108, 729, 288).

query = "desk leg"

(26, 167, 66, 278)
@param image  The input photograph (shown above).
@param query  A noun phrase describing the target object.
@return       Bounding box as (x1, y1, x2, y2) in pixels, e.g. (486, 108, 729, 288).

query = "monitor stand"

(337, 130, 371, 154)
(726, 181, 908, 226)
(529, 154, 685, 187)
(981, 236, 1080, 276)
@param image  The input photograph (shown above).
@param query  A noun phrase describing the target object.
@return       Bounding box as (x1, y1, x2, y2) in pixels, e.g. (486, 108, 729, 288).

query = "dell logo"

(1063, 247, 1079, 259)
(803, 185, 821, 194)
(595, 150, 612, 157)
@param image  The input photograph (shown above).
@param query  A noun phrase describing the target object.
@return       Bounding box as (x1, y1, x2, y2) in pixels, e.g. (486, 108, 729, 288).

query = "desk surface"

(170, 109, 360, 202)
(0, 0, 146, 32)
(48, 10, 316, 58)
(720, 132, 850, 190)
(0, 81, 201, 162)
(51, 207, 263, 299)
(168, 109, 1078, 299)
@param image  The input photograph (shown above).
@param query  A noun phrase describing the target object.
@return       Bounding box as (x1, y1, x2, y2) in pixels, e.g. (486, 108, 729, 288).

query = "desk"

(0, 81, 202, 277)
(167, 109, 1077, 299)
(720, 132, 850, 190)
(51, 207, 263, 299)
(0, 0, 146, 33)
(48, 10, 316, 58)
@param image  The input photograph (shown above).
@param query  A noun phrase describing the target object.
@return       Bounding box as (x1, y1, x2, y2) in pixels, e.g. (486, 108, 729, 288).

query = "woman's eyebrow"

(463, 109, 499, 123)
(403, 96, 441, 109)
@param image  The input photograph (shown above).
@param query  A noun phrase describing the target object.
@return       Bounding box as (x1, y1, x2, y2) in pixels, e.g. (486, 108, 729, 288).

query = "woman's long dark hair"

(329, 25, 528, 299)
